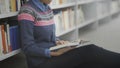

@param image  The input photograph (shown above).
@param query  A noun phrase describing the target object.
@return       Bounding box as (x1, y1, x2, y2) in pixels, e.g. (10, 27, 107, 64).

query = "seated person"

(18, 0, 120, 68)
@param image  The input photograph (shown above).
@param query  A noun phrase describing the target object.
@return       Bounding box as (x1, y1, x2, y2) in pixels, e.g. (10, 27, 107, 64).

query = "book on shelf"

(97, 2, 103, 16)
(59, 0, 68, 4)
(54, 8, 75, 35)
(0, 0, 7, 14)
(97, 2, 109, 16)
(0, 0, 28, 14)
(0, 20, 20, 55)
(10, 0, 17, 12)
(69, 8, 75, 28)
(62, 8, 70, 30)
(0, 0, 17, 13)
(9, 24, 20, 51)
(16, 0, 22, 11)
(13, 26, 20, 50)
(50, 0, 74, 6)
(50, 39, 91, 51)
(4, 23, 12, 52)
(77, 6, 85, 24)
(0, 26, 3, 56)
(4, 0, 11, 13)
(1, 25, 8, 54)
(54, 13, 62, 35)
(111, 1, 119, 13)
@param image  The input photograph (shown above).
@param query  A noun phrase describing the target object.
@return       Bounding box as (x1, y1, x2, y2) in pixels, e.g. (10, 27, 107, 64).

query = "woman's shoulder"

(20, 4, 33, 10)
(19, 3, 36, 14)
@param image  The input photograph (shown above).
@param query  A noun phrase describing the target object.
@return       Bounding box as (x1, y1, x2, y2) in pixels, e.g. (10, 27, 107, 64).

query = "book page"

(50, 40, 91, 51)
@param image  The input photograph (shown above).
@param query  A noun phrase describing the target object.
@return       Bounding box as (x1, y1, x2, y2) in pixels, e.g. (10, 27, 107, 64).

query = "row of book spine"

(54, 6, 85, 35)
(0, 0, 28, 14)
(49, 0, 94, 6)
(97, 0, 120, 16)
(0, 22, 20, 56)
(111, 0, 120, 13)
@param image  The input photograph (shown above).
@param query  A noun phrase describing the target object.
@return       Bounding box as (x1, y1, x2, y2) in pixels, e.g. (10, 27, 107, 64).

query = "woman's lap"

(37, 44, 120, 68)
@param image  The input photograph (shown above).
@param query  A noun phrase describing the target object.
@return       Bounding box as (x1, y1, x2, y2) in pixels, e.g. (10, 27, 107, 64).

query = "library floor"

(1, 14, 120, 68)
(0, 52, 28, 68)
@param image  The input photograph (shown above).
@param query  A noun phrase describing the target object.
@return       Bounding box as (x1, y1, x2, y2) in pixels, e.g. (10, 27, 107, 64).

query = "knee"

(86, 44, 104, 51)
(87, 44, 97, 47)
(83, 44, 101, 50)
(77, 44, 103, 52)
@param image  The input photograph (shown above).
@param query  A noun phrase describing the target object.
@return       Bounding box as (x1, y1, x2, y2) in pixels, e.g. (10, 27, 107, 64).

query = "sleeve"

(18, 8, 51, 57)
(53, 9, 61, 15)
(56, 37, 60, 41)
(19, 20, 51, 58)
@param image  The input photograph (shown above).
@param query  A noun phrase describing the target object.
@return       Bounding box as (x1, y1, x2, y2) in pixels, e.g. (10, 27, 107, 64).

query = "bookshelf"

(56, 0, 120, 41)
(0, 0, 120, 61)
(0, 0, 23, 61)
(0, 12, 18, 19)
(77, 0, 95, 5)
(0, 49, 21, 61)
(50, 2, 76, 9)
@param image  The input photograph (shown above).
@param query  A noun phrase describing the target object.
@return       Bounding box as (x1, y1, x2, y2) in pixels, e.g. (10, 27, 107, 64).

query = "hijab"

(31, 0, 49, 12)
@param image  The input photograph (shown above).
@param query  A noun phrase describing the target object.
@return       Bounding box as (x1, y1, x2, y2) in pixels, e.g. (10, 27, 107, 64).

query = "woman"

(18, 0, 120, 68)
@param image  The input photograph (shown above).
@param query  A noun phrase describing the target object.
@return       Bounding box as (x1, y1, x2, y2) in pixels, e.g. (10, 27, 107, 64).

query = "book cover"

(63, 9, 69, 30)
(4, 0, 10, 13)
(0, 0, 6, 13)
(1, 25, 8, 54)
(10, 0, 17, 12)
(50, 41, 79, 51)
(10, 26, 15, 51)
(50, 40, 91, 51)
(16, 0, 21, 11)
(54, 14, 60, 35)
(5, 23, 12, 52)
(13, 26, 20, 49)
(69, 8, 75, 28)
(0, 25, 3, 55)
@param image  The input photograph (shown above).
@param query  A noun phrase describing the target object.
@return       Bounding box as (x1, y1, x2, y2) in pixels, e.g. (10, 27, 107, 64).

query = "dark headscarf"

(31, 0, 49, 12)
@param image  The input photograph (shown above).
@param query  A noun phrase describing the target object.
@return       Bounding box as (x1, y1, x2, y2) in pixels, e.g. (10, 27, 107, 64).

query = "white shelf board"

(97, 10, 120, 20)
(96, 0, 103, 2)
(96, 0, 107, 2)
(77, 19, 96, 29)
(77, 0, 95, 5)
(0, 12, 18, 19)
(0, 49, 21, 61)
(50, 3, 75, 9)
(97, 13, 110, 20)
(110, 10, 120, 15)
(56, 26, 76, 37)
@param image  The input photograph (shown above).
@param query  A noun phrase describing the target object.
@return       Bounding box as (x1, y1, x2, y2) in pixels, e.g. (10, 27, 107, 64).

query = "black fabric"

(36, 44, 120, 68)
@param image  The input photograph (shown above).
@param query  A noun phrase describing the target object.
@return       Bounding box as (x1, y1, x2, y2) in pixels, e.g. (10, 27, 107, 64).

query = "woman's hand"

(56, 40, 69, 45)
(40, 0, 52, 4)
(50, 46, 75, 56)
(50, 40, 76, 56)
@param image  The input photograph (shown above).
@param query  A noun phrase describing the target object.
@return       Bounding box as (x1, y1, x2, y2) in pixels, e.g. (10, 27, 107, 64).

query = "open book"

(49, 40, 90, 51)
